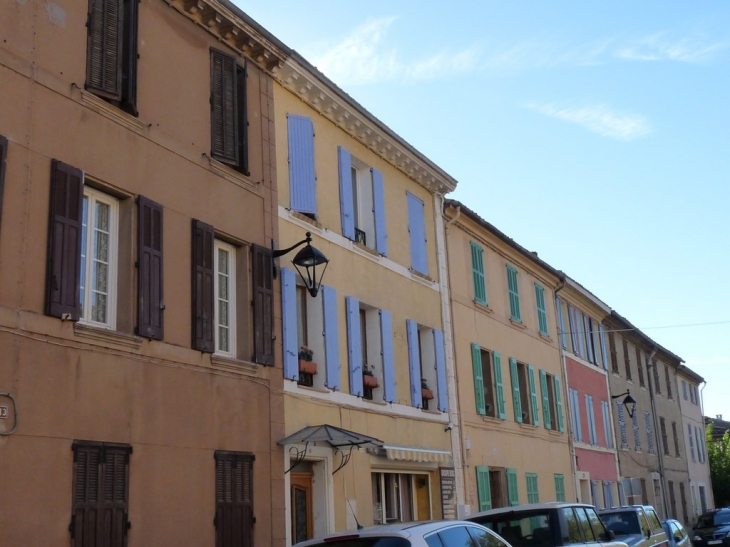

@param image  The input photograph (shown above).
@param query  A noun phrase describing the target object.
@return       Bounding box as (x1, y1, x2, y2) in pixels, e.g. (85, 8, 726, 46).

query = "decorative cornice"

(275, 58, 457, 196)
(163, 0, 287, 72)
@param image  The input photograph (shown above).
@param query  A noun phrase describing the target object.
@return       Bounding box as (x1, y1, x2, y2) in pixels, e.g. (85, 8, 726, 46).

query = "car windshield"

(601, 512, 641, 536)
(476, 512, 552, 547)
(304, 539, 411, 547)
(696, 513, 730, 528)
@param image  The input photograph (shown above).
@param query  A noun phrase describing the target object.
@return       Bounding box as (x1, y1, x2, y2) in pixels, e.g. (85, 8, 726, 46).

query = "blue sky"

(237, 1, 730, 420)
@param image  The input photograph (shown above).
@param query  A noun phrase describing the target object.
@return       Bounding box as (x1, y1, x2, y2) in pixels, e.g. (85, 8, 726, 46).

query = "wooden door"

(291, 473, 313, 543)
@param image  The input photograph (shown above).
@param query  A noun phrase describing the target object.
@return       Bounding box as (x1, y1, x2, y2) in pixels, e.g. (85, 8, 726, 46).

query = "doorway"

(291, 472, 313, 543)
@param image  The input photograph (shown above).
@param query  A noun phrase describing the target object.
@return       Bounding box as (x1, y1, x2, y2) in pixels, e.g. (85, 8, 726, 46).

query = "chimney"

(717, 414, 723, 420)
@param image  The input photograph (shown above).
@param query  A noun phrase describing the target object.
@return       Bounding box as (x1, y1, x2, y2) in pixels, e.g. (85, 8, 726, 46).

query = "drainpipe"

(646, 347, 670, 518)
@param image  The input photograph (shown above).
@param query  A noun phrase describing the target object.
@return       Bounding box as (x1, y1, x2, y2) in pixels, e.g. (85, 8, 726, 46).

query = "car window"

(485, 513, 551, 547)
(644, 509, 662, 533)
(585, 508, 609, 541)
(562, 508, 584, 544)
(602, 511, 642, 536)
(468, 526, 512, 547)
(576, 509, 597, 542)
(638, 512, 650, 537)
(306, 539, 411, 547)
(426, 532, 445, 547)
(438, 525, 476, 547)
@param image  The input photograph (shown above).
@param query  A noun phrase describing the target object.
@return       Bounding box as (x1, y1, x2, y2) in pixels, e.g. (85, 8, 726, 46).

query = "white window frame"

(350, 156, 376, 250)
(214, 240, 236, 358)
(79, 187, 119, 330)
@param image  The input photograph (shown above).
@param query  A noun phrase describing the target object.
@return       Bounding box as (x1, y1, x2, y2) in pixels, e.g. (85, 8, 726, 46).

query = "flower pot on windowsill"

(363, 375, 379, 388)
(421, 388, 434, 400)
(299, 360, 317, 375)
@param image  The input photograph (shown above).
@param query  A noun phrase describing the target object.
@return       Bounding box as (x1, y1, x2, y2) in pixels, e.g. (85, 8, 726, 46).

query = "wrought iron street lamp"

(611, 390, 637, 419)
(272, 232, 329, 297)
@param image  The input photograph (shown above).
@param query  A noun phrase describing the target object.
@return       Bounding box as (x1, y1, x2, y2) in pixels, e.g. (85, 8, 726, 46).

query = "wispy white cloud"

(615, 33, 728, 63)
(311, 17, 479, 85)
(526, 103, 651, 141)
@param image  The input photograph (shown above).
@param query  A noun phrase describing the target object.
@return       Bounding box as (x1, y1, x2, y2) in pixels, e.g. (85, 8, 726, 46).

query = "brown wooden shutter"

(72, 441, 131, 547)
(252, 244, 273, 365)
(86, 0, 124, 100)
(121, 0, 138, 115)
(137, 196, 164, 339)
(45, 160, 84, 320)
(215, 452, 254, 547)
(0, 136, 7, 231)
(210, 49, 239, 165)
(235, 63, 249, 175)
(192, 219, 215, 352)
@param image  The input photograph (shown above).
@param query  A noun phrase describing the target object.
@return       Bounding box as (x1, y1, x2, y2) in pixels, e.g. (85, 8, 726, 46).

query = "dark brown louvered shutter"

(45, 160, 84, 320)
(252, 244, 273, 365)
(192, 219, 215, 352)
(120, 0, 139, 115)
(235, 63, 249, 175)
(215, 452, 254, 547)
(0, 136, 7, 230)
(137, 196, 164, 339)
(86, 0, 123, 100)
(101, 445, 130, 547)
(72, 442, 101, 547)
(210, 49, 239, 165)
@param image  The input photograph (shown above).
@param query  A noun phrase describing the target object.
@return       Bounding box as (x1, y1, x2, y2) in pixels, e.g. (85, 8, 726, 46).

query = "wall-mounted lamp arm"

(611, 389, 637, 419)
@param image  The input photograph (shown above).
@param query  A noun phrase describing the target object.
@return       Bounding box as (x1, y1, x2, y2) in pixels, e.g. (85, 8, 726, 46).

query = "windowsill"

(362, 397, 387, 406)
(420, 407, 441, 415)
(481, 415, 502, 423)
(409, 268, 434, 283)
(538, 332, 552, 342)
(207, 157, 259, 192)
(210, 355, 259, 376)
(293, 382, 331, 394)
(547, 429, 563, 436)
(474, 301, 493, 314)
(518, 421, 538, 430)
(74, 322, 143, 349)
(509, 318, 526, 329)
(78, 90, 147, 135)
(352, 241, 381, 259)
(289, 210, 323, 230)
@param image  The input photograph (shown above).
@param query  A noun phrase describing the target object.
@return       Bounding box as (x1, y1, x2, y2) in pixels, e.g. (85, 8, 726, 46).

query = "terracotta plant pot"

(299, 360, 317, 375)
(422, 388, 434, 400)
(363, 375, 379, 388)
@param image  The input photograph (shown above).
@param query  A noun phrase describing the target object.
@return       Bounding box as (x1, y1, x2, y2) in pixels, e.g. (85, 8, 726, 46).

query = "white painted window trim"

(214, 239, 237, 358)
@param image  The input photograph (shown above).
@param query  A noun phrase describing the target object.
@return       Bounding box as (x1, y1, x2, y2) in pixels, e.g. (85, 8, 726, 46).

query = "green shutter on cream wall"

(472, 344, 486, 415)
(471, 241, 487, 305)
(493, 352, 506, 420)
(476, 466, 492, 511)
(507, 468, 519, 506)
(510, 358, 522, 423)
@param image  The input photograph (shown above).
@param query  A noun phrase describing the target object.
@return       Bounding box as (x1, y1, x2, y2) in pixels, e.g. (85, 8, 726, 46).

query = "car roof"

(599, 505, 652, 513)
(469, 501, 596, 519)
(295, 520, 490, 545)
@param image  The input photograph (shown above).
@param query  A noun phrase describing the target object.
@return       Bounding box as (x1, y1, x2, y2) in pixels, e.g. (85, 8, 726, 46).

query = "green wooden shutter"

(509, 358, 522, 423)
(540, 369, 552, 430)
(535, 283, 548, 335)
(476, 466, 492, 511)
(507, 468, 519, 506)
(471, 241, 487, 305)
(526, 473, 539, 503)
(494, 352, 506, 420)
(507, 265, 521, 322)
(554, 375, 565, 432)
(554, 474, 566, 501)
(472, 344, 486, 415)
(528, 365, 539, 426)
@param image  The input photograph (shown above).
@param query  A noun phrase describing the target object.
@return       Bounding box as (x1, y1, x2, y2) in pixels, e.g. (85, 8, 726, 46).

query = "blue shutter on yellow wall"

(470, 242, 487, 305)
(494, 352, 506, 420)
(472, 344, 486, 416)
(287, 114, 316, 215)
(281, 267, 298, 381)
(434, 329, 448, 412)
(528, 365, 539, 426)
(510, 357, 522, 423)
(540, 369, 552, 430)
(554, 376, 565, 432)
(476, 466, 492, 511)
(338, 146, 354, 240)
(322, 286, 340, 390)
(406, 319, 422, 408)
(380, 309, 396, 403)
(372, 168, 388, 256)
(406, 192, 428, 275)
(346, 296, 363, 396)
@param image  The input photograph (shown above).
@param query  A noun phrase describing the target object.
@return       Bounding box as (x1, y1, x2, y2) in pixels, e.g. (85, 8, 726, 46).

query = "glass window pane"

(576, 508, 596, 542)
(437, 526, 474, 547)
(562, 508, 583, 544)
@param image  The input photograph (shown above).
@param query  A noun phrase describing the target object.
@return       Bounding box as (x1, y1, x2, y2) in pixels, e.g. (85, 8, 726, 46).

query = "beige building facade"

(444, 200, 574, 514)
(0, 0, 287, 545)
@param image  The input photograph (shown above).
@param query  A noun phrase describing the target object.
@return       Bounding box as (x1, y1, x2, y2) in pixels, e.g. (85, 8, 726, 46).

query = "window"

(535, 283, 548, 335)
(471, 241, 487, 305)
(338, 147, 387, 255)
(569, 388, 583, 442)
(599, 324, 609, 370)
(585, 316, 597, 364)
(632, 411, 642, 451)
(660, 417, 669, 455)
(506, 265, 521, 322)
(472, 345, 506, 419)
(526, 473, 539, 503)
(665, 366, 673, 399)
(406, 192, 428, 275)
(556, 297, 568, 349)
(555, 474, 566, 501)
(287, 115, 317, 217)
(636, 347, 645, 387)
(622, 339, 632, 381)
(510, 359, 537, 425)
(682, 380, 688, 400)
(372, 472, 429, 523)
(85, 0, 139, 115)
(688, 423, 696, 461)
(71, 441, 131, 547)
(601, 400, 614, 449)
(616, 400, 628, 448)
(695, 426, 705, 463)
(585, 395, 597, 445)
(608, 332, 619, 374)
(214, 241, 237, 357)
(672, 421, 680, 457)
(645, 411, 655, 454)
(407, 320, 447, 411)
(210, 49, 248, 173)
(540, 370, 564, 432)
(215, 451, 254, 547)
(79, 187, 119, 329)
(652, 358, 661, 394)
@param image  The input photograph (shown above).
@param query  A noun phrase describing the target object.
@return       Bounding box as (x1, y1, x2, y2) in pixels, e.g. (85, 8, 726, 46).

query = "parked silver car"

(598, 505, 668, 547)
(294, 520, 513, 547)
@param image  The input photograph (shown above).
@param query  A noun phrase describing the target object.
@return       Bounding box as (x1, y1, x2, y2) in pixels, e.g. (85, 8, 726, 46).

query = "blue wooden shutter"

(476, 466, 492, 511)
(338, 147, 354, 240)
(434, 329, 448, 412)
(281, 268, 299, 381)
(599, 324, 609, 370)
(472, 344, 486, 416)
(540, 369, 551, 429)
(470, 242, 487, 305)
(554, 376, 565, 432)
(493, 352, 506, 420)
(406, 192, 427, 275)
(571, 389, 583, 441)
(506, 265, 521, 322)
(602, 401, 613, 448)
(567, 304, 578, 354)
(582, 314, 593, 363)
(506, 468, 519, 506)
(372, 168, 388, 256)
(380, 309, 396, 403)
(287, 114, 317, 215)
(509, 357, 522, 423)
(322, 285, 340, 390)
(346, 296, 363, 396)
(585, 394, 596, 444)
(406, 319, 422, 408)
(688, 424, 695, 461)
(556, 296, 567, 349)
(528, 365, 539, 426)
